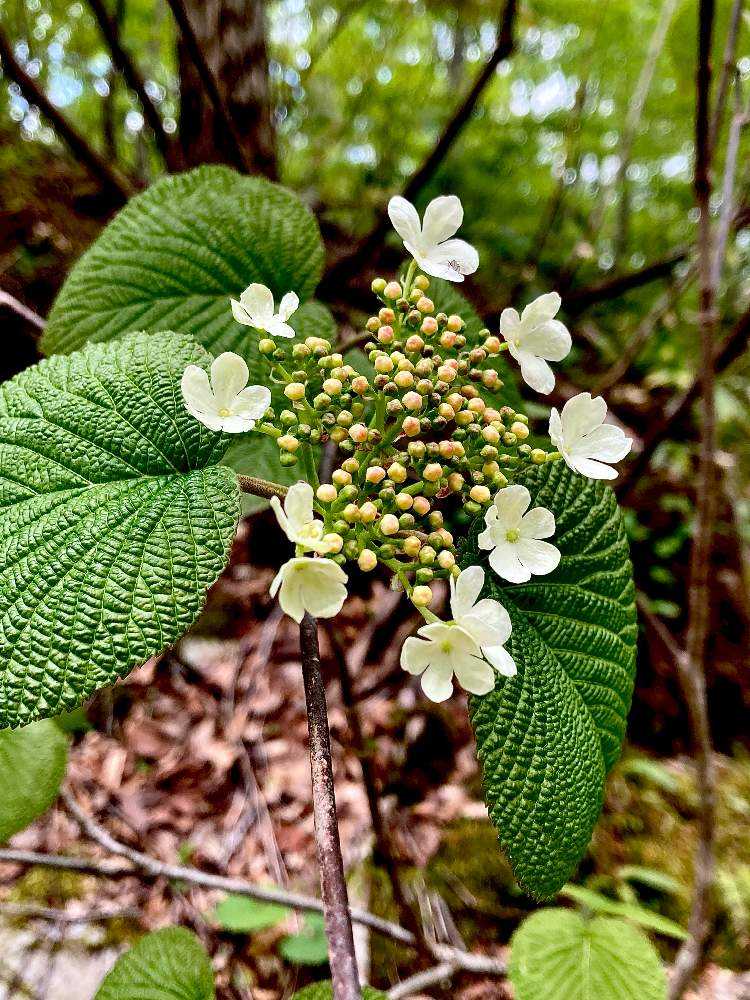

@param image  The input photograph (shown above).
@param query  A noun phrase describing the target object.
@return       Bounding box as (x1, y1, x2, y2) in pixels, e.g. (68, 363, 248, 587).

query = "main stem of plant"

(299, 613, 361, 999)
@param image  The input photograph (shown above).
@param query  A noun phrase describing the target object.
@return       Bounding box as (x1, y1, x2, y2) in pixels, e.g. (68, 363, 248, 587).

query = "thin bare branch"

(0, 27, 133, 204)
(85, 0, 181, 170)
(668, 3, 719, 996)
(709, 0, 744, 150)
(0, 289, 46, 333)
(388, 961, 457, 999)
(711, 78, 749, 290)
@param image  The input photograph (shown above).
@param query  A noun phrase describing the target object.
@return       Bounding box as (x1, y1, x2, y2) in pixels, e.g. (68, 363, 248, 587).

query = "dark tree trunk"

(178, 0, 277, 177)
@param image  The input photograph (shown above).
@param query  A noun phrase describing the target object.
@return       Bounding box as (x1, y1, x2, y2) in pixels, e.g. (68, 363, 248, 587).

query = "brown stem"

(668, 3, 718, 996)
(299, 614, 361, 999)
(0, 28, 133, 205)
(236, 474, 288, 500)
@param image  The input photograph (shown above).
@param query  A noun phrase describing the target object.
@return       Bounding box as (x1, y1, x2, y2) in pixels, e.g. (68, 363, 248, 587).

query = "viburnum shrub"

(0, 167, 637, 917)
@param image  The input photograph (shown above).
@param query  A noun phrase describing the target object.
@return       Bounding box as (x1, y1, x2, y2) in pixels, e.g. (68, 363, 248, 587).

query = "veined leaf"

(292, 982, 387, 999)
(42, 166, 326, 362)
(465, 461, 637, 898)
(0, 720, 68, 841)
(509, 909, 666, 1000)
(0, 331, 240, 728)
(95, 927, 215, 1000)
(560, 884, 688, 940)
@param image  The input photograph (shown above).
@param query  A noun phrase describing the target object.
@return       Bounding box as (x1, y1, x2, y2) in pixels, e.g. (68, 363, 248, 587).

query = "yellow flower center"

(506, 528, 520, 543)
(440, 640, 453, 654)
(218, 407, 231, 417)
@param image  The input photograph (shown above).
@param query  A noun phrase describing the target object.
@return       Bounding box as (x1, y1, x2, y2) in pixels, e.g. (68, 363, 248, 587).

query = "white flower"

(549, 392, 633, 481)
(270, 556, 348, 624)
(478, 485, 560, 584)
(181, 352, 270, 433)
(401, 566, 515, 702)
(231, 283, 299, 338)
(499, 292, 571, 394)
(387, 194, 479, 282)
(270, 481, 339, 555)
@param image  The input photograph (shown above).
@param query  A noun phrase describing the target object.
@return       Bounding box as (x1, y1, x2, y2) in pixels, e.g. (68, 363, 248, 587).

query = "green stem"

(401, 259, 417, 300)
(301, 443, 320, 491)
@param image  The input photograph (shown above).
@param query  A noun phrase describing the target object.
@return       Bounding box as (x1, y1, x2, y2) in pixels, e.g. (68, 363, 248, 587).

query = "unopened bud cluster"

(256, 269, 553, 610)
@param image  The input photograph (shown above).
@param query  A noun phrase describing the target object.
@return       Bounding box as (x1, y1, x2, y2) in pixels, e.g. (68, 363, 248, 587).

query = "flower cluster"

(181, 193, 632, 702)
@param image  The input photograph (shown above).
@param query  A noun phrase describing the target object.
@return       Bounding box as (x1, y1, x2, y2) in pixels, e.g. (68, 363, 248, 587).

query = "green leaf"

(509, 909, 667, 1000)
(211, 894, 290, 933)
(464, 461, 637, 898)
(0, 720, 68, 841)
(617, 865, 687, 898)
(42, 166, 326, 361)
(279, 913, 329, 965)
(292, 982, 387, 999)
(0, 331, 240, 728)
(428, 278, 524, 414)
(95, 927, 215, 1000)
(559, 885, 687, 940)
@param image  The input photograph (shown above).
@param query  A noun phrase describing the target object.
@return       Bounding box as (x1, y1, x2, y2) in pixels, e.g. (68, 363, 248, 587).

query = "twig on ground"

(0, 901, 140, 924)
(0, 290, 46, 333)
(387, 961, 457, 999)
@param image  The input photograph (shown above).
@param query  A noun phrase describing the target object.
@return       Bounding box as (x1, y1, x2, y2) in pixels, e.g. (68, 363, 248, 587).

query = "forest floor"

(0, 516, 749, 999)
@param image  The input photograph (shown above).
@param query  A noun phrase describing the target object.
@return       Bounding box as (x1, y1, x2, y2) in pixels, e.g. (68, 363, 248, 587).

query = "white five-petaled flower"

(499, 292, 572, 395)
(387, 194, 479, 283)
(549, 392, 633, 481)
(231, 282, 299, 338)
(400, 566, 515, 702)
(181, 352, 271, 433)
(478, 485, 561, 584)
(270, 481, 338, 554)
(270, 557, 348, 624)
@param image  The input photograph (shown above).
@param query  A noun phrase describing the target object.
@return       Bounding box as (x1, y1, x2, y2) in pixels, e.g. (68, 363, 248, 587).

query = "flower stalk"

(299, 613, 361, 1000)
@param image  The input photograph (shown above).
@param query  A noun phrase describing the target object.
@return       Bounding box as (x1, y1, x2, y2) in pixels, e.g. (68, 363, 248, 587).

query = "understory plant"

(0, 167, 644, 998)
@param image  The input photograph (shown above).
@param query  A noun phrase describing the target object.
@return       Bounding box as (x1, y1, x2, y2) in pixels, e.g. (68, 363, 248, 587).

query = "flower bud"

(317, 484, 338, 503)
(418, 546, 436, 565)
(402, 391, 423, 412)
(377, 325, 395, 345)
(412, 495, 431, 516)
(360, 501, 378, 522)
(468, 397, 486, 413)
(371, 277, 387, 294)
(332, 469, 352, 487)
(366, 465, 386, 484)
(423, 463, 443, 482)
(411, 585, 433, 607)
(379, 307, 396, 324)
(379, 514, 400, 536)
(395, 492, 413, 511)
(402, 416, 421, 436)
(531, 448, 547, 464)
(405, 335, 425, 353)
(414, 274, 430, 291)
(437, 550, 455, 569)
(284, 382, 306, 401)
(343, 503, 360, 523)
(511, 421, 530, 440)
(374, 355, 394, 374)
(384, 281, 402, 300)
(323, 378, 343, 395)
(388, 462, 407, 483)
(349, 423, 368, 443)
(484, 335, 501, 354)
(437, 365, 457, 383)
(416, 296, 434, 314)
(324, 533, 344, 553)
(447, 472, 464, 492)
(421, 317, 438, 336)
(403, 536, 422, 557)
(358, 548, 377, 572)
(470, 485, 491, 504)
(394, 370, 414, 389)
(366, 316, 381, 332)
(446, 314, 464, 332)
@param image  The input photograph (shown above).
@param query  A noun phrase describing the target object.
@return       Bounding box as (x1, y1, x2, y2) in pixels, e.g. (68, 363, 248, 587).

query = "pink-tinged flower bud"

(484, 335, 501, 354)
(437, 440, 454, 460)
(284, 382, 306, 400)
(358, 548, 377, 572)
(511, 421, 530, 440)
(483, 425, 500, 445)
(379, 514, 400, 536)
(440, 331, 457, 349)
(323, 378, 343, 396)
(395, 492, 413, 510)
(446, 314, 464, 332)
(416, 296, 434, 314)
(394, 370, 414, 389)
(374, 355, 394, 373)
(423, 463, 443, 482)
(468, 397, 486, 413)
(421, 317, 438, 335)
(351, 375, 370, 396)
(446, 393, 464, 411)
(447, 472, 464, 492)
(411, 585, 433, 607)
(483, 408, 502, 424)
(366, 316, 380, 332)
(316, 484, 338, 503)
(366, 465, 386, 484)
(402, 391, 423, 411)
(384, 281, 403, 300)
(482, 369, 500, 389)
(359, 501, 378, 522)
(437, 550, 455, 569)
(323, 533, 344, 553)
(377, 325, 395, 344)
(388, 462, 407, 483)
(437, 365, 457, 383)
(405, 335, 425, 353)
(412, 496, 431, 516)
(349, 423, 368, 443)
(402, 415, 421, 436)
(438, 403, 455, 421)
(379, 307, 396, 324)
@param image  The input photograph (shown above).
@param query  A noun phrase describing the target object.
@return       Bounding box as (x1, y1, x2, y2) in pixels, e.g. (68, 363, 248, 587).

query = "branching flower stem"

(299, 613, 361, 999)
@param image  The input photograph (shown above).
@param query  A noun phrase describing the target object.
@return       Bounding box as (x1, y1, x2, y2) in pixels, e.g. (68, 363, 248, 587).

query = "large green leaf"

(464, 461, 637, 898)
(509, 909, 666, 1000)
(211, 894, 290, 933)
(0, 719, 68, 841)
(42, 166, 326, 361)
(292, 983, 386, 1000)
(0, 331, 240, 728)
(95, 927, 215, 1000)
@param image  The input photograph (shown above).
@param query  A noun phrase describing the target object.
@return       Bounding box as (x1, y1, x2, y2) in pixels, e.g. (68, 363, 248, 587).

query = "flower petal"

(210, 352, 249, 408)
(516, 537, 561, 577)
(420, 662, 454, 702)
(388, 196, 422, 244)
(231, 298, 253, 326)
(239, 283, 275, 324)
(284, 481, 315, 533)
(520, 505, 556, 539)
(483, 644, 517, 677)
(518, 352, 555, 395)
(489, 542, 531, 584)
(234, 385, 272, 421)
(520, 291, 561, 325)
(568, 455, 619, 480)
(493, 484, 531, 525)
(401, 636, 432, 676)
(453, 653, 496, 696)
(499, 307, 521, 342)
(422, 238, 479, 277)
(267, 319, 297, 339)
(549, 406, 564, 452)
(574, 423, 632, 463)
(560, 392, 607, 443)
(421, 194, 463, 244)
(181, 365, 216, 415)
(449, 565, 485, 620)
(278, 291, 299, 322)
(520, 319, 572, 362)
(460, 599, 512, 648)
(270, 495, 292, 540)
(220, 414, 257, 433)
